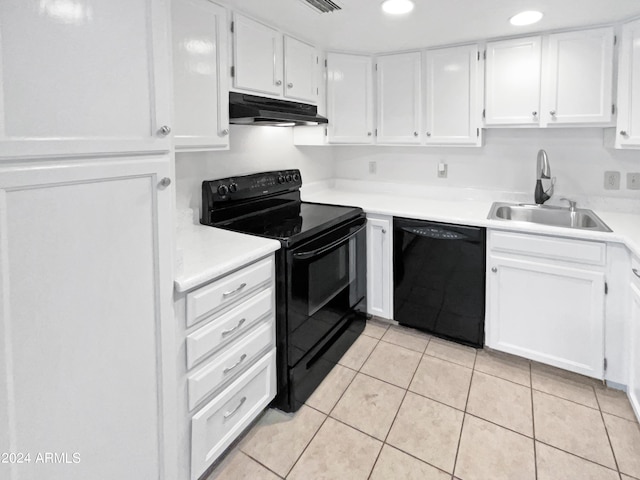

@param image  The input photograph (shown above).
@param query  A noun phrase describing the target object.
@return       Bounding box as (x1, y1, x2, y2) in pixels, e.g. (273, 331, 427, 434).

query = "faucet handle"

(560, 197, 577, 212)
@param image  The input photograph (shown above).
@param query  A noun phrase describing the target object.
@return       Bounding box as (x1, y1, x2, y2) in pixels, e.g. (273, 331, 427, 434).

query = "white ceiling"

(219, 0, 640, 53)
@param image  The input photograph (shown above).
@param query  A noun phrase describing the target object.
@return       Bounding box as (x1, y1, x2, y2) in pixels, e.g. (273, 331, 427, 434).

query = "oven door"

(286, 215, 366, 367)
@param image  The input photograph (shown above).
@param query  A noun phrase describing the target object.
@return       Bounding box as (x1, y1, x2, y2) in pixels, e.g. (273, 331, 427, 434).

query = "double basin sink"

(488, 202, 612, 232)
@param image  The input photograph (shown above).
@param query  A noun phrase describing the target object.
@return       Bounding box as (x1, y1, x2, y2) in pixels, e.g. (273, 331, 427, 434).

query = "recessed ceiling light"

(509, 10, 544, 26)
(381, 0, 414, 15)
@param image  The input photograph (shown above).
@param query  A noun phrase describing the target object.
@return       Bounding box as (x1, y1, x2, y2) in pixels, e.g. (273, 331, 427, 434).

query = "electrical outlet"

(628, 172, 640, 190)
(604, 171, 620, 190)
(438, 162, 448, 178)
(368, 161, 377, 174)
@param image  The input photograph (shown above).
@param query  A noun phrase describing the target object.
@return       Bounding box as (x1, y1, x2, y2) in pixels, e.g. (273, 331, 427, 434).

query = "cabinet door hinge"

(231, 66, 235, 77)
(375, 63, 378, 71)
(614, 35, 617, 46)
(605, 282, 609, 294)
(316, 87, 319, 95)
(230, 21, 234, 33)
(604, 357, 608, 371)
(375, 128, 378, 136)
(477, 51, 480, 61)
(316, 56, 319, 64)
(325, 59, 328, 68)
(483, 50, 487, 60)
(324, 127, 328, 136)
(477, 127, 480, 137)
(612, 104, 616, 115)
(482, 108, 486, 119)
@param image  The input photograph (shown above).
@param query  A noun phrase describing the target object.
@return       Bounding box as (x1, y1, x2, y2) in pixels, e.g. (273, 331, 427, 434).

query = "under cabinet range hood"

(229, 92, 329, 126)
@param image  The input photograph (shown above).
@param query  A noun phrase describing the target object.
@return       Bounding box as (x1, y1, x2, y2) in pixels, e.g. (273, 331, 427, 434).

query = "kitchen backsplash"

(175, 125, 334, 211)
(333, 128, 640, 201)
(176, 126, 640, 214)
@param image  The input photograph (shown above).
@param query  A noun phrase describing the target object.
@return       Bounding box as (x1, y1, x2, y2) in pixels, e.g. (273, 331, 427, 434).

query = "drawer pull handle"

(221, 318, 246, 337)
(633, 268, 640, 279)
(223, 354, 247, 375)
(223, 396, 247, 419)
(223, 283, 247, 298)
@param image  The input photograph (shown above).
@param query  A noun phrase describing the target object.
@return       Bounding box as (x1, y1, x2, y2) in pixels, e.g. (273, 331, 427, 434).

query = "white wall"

(334, 128, 640, 201)
(175, 125, 334, 211)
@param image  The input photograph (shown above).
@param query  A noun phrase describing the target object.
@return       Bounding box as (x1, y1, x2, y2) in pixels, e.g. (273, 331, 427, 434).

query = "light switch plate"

(604, 171, 620, 190)
(628, 172, 640, 190)
(438, 162, 448, 178)
(369, 161, 377, 175)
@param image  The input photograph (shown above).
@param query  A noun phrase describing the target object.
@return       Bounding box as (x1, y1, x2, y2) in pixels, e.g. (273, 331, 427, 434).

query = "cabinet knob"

(367, 132, 372, 136)
(491, 267, 497, 273)
(532, 111, 538, 117)
(414, 132, 418, 137)
(158, 177, 171, 188)
(426, 132, 431, 137)
(221, 129, 229, 136)
(620, 130, 628, 137)
(275, 80, 282, 86)
(382, 229, 387, 234)
(158, 125, 171, 136)
(550, 110, 557, 117)
(287, 83, 293, 88)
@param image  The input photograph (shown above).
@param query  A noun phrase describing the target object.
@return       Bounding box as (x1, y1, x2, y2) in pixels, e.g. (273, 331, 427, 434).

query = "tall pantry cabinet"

(0, 1, 177, 479)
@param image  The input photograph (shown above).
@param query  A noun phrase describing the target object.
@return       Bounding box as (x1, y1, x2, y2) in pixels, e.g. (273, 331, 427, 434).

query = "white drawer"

(191, 349, 276, 480)
(186, 257, 273, 327)
(186, 288, 274, 369)
(188, 320, 275, 410)
(489, 230, 606, 266)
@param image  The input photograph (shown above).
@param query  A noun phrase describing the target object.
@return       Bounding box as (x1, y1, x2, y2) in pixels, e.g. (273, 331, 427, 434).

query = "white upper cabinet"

(232, 14, 284, 96)
(327, 53, 374, 144)
(0, 0, 171, 158)
(284, 36, 318, 103)
(543, 27, 614, 125)
(376, 52, 422, 144)
(232, 14, 318, 103)
(425, 45, 482, 145)
(615, 18, 640, 148)
(172, 0, 229, 151)
(485, 36, 542, 126)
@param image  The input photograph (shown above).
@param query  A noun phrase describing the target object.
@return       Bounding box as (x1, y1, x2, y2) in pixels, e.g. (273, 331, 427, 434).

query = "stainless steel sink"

(487, 202, 612, 232)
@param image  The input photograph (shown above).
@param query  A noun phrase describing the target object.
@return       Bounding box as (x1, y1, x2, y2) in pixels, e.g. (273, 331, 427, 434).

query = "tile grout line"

(530, 362, 538, 480)
(534, 439, 625, 474)
(450, 347, 478, 480)
(593, 384, 624, 478)
(366, 335, 431, 480)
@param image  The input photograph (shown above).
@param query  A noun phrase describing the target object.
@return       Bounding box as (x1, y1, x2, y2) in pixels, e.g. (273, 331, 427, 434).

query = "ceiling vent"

(300, 0, 342, 14)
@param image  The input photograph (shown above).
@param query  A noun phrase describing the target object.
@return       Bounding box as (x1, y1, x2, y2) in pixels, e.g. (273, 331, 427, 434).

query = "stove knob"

(217, 184, 229, 196)
(293, 173, 300, 182)
(278, 175, 286, 184)
(286, 174, 293, 182)
(229, 183, 238, 193)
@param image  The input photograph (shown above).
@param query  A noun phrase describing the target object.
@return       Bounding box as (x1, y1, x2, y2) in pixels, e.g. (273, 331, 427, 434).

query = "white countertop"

(302, 181, 640, 258)
(174, 209, 281, 293)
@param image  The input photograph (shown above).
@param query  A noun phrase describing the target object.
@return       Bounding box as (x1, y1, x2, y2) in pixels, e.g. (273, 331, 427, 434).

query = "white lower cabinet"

(366, 214, 393, 319)
(175, 255, 276, 480)
(629, 259, 640, 420)
(487, 231, 606, 378)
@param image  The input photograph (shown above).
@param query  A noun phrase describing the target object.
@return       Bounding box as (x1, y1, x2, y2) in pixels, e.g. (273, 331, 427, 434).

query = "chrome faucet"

(560, 197, 577, 213)
(534, 149, 555, 205)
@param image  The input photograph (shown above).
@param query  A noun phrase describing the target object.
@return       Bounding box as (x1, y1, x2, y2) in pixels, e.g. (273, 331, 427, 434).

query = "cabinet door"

(232, 14, 283, 96)
(376, 52, 421, 144)
(0, 0, 171, 158)
(425, 45, 481, 145)
(284, 36, 318, 104)
(616, 19, 640, 148)
(629, 282, 640, 420)
(487, 255, 605, 378)
(327, 53, 374, 144)
(172, 0, 229, 151)
(544, 27, 614, 125)
(0, 156, 177, 480)
(366, 215, 393, 319)
(485, 36, 542, 125)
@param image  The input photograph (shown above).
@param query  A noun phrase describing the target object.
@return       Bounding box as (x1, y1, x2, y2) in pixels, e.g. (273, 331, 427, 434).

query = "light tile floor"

(208, 319, 640, 480)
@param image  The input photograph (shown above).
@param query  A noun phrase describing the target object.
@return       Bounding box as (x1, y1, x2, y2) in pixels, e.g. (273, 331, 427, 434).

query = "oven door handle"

(292, 224, 366, 260)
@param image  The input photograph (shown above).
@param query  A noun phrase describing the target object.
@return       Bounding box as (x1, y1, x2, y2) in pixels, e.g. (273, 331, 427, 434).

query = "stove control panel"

(202, 169, 303, 210)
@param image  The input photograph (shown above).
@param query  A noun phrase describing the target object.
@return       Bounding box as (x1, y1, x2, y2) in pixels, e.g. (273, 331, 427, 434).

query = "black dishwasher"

(393, 217, 486, 347)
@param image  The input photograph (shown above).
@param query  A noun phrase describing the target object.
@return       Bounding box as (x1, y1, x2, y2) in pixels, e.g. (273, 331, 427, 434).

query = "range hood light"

(381, 0, 414, 15)
(509, 10, 543, 26)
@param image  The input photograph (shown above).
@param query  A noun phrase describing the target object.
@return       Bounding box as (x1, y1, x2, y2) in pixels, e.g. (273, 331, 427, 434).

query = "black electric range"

(201, 170, 367, 412)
